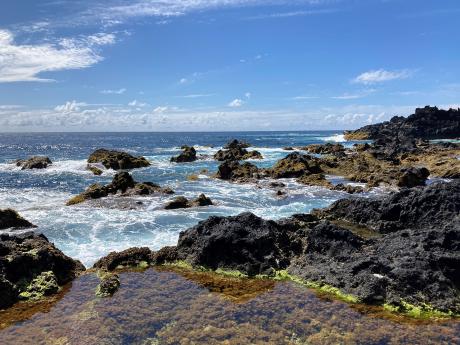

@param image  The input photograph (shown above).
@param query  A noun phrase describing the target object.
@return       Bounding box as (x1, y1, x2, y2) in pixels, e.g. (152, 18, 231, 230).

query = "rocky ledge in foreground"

(87, 148, 151, 170)
(0, 232, 85, 309)
(66, 171, 174, 205)
(0, 209, 36, 230)
(14, 156, 52, 170)
(97, 181, 460, 316)
(214, 139, 263, 161)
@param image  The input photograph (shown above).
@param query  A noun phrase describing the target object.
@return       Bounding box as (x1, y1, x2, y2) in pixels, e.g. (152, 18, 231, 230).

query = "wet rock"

(175, 212, 306, 276)
(216, 161, 260, 181)
(164, 194, 213, 209)
(283, 147, 294, 151)
(0, 209, 37, 230)
(0, 232, 85, 309)
(332, 184, 364, 194)
(93, 247, 153, 271)
(171, 146, 197, 163)
(214, 139, 262, 161)
(15, 156, 52, 170)
(96, 273, 120, 297)
(67, 172, 173, 205)
(296, 174, 332, 188)
(87, 164, 103, 176)
(397, 167, 430, 188)
(87, 149, 150, 170)
(269, 181, 286, 188)
(270, 152, 323, 178)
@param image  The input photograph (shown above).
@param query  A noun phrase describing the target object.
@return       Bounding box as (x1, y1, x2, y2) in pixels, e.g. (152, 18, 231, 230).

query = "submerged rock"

(15, 156, 52, 170)
(214, 139, 262, 161)
(171, 146, 197, 163)
(0, 232, 85, 309)
(0, 209, 36, 230)
(67, 172, 173, 205)
(87, 149, 150, 170)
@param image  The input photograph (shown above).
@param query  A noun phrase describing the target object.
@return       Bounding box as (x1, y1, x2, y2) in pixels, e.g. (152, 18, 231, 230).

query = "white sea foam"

(320, 134, 346, 143)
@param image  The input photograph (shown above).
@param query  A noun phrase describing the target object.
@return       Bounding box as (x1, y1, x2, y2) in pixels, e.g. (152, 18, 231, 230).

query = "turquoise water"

(0, 131, 372, 267)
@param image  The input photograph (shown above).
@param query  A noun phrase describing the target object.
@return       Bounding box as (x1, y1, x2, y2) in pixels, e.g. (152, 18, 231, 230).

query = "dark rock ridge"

(171, 146, 197, 163)
(15, 156, 52, 170)
(344, 106, 460, 141)
(96, 181, 460, 314)
(214, 139, 263, 161)
(0, 232, 85, 309)
(67, 172, 173, 205)
(164, 194, 213, 210)
(87, 149, 150, 170)
(0, 209, 36, 230)
(314, 180, 459, 234)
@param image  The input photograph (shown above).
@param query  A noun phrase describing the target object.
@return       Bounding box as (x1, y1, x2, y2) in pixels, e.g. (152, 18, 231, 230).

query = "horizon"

(1, 0, 459, 132)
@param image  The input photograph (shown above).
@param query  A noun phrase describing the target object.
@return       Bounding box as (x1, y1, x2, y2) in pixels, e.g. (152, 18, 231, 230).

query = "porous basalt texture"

(15, 156, 52, 170)
(0, 232, 85, 309)
(87, 149, 150, 170)
(0, 209, 36, 230)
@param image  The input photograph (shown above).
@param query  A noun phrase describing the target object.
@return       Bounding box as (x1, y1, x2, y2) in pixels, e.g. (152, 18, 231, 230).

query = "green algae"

(18, 271, 59, 301)
(383, 301, 459, 320)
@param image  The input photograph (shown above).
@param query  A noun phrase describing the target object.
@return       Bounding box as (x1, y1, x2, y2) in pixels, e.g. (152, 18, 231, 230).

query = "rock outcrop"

(0, 209, 36, 230)
(302, 143, 345, 156)
(87, 149, 150, 170)
(270, 152, 323, 178)
(214, 140, 263, 161)
(164, 194, 213, 210)
(171, 146, 197, 163)
(0, 232, 85, 309)
(216, 161, 260, 181)
(15, 156, 52, 170)
(66, 172, 173, 205)
(344, 106, 460, 141)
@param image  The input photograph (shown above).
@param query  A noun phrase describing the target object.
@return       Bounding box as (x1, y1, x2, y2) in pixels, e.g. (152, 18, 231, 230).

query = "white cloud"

(101, 88, 127, 94)
(353, 69, 412, 85)
(128, 100, 147, 107)
(0, 30, 116, 83)
(245, 8, 338, 20)
(180, 94, 215, 98)
(228, 99, 244, 107)
(331, 89, 377, 100)
(179, 78, 188, 84)
(153, 106, 170, 113)
(290, 96, 319, 100)
(245, 92, 251, 99)
(54, 100, 87, 114)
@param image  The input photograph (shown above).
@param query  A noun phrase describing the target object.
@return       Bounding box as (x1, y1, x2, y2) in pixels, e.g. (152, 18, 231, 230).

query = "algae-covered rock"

(15, 156, 52, 170)
(19, 271, 59, 300)
(87, 164, 103, 176)
(0, 232, 85, 309)
(93, 247, 153, 271)
(296, 174, 332, 188)
(96, 273, 120, 297)
(270, 152, 323, 178)
(87, 148, 150, 170)
(0, 209, 37, 230)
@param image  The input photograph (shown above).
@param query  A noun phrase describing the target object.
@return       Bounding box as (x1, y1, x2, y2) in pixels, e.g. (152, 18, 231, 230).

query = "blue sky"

(0, 0, 459, 131)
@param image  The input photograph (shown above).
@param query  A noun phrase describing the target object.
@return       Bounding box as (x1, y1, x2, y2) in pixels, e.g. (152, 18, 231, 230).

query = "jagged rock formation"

(171, 146, 197, 163)
(214, 140, 263, 161)
(66, 172, 173, 205)
(87, 149, 150, 170)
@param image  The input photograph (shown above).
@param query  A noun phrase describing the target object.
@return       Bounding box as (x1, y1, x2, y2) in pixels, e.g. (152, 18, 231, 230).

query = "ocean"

(0, 131, 371, 267)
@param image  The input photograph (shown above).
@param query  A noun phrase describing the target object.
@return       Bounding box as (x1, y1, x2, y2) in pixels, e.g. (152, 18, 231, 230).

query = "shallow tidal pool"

(0, 267, 459, 345)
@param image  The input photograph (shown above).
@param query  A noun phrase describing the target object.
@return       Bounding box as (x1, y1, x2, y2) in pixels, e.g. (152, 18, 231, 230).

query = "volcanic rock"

(171, 146, 197, 163)
(0, 209, 37, 230)
(15, 156, 52, 170)
(87, 149, 150, 170)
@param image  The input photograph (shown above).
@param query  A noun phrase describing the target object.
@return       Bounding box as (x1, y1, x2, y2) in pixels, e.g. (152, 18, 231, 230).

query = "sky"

(0, 0, 459, 132)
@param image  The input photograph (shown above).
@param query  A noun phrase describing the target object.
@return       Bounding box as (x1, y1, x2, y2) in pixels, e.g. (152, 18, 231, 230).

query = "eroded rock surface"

(0, 232, 85, 309)
(87, 149, 150, 170)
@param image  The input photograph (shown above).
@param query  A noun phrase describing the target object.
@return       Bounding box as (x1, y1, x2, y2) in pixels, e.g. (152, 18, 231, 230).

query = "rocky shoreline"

(1, 106, 459, 320)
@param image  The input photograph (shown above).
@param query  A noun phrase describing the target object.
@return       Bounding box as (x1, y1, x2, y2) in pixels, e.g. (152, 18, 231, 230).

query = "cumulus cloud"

(54, 100, 87, 114)
(101, 88, 127, 94)
(228, 99, 244, 107)
(0, 30, 116, 83)
(353, 69, 412, 85)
